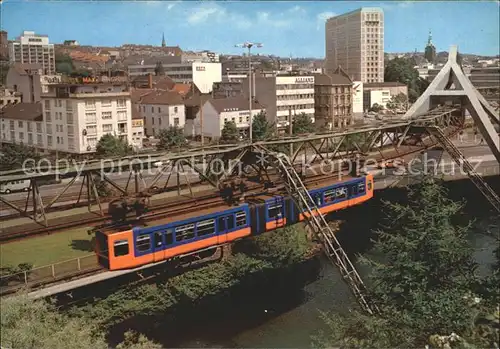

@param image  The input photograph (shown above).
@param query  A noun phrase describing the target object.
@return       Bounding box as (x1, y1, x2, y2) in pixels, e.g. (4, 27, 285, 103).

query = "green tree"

(0, 62, 10, 85)
(369, 103, 384, 113)
(292, 113, 315, 135)
(386, 93, 408, 111)
(157, 127, 186, 150)
(220, 121, 239, 144)
(154, 61, 165, 76)
(384, 57, 429, 102)
(95, 134, 133, 158)
(55, 53, 75, 75)
(0, 143, 41, 171)
(317, 178, 489, 348)
(252, 111, 273, 141)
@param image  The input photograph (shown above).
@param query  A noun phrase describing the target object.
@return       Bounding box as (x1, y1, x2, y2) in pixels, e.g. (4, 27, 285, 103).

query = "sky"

(1, 0, 499, 58)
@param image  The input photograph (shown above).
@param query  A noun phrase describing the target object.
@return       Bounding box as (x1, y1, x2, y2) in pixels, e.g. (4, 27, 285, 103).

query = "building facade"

(325, 8, 384, 83)
(185, 97, 264, 139)
(6, 63, 62, 103)
(138, 90, 185, 137)
(0, 88, 22, 108)
(314, 73, 353, 129)
(1, 80, 135, 154)
(0, 30, 8, 61)
(242, 74, 315, 131)
(127, 61, 222, 93)
(8, 31, 56, 75)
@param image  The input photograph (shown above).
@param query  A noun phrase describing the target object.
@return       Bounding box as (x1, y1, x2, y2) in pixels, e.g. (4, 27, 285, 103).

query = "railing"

(0, 254, 100, 295)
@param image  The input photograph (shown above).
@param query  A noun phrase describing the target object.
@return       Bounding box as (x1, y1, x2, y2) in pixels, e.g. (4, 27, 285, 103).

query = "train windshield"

(95, 232, 109, 257)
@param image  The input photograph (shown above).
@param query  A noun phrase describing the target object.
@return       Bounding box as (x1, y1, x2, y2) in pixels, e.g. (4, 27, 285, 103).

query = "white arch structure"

(403, 45, 500, 163)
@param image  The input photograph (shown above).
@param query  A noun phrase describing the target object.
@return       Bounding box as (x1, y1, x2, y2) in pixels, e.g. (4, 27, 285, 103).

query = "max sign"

(295, 77, 314, 83)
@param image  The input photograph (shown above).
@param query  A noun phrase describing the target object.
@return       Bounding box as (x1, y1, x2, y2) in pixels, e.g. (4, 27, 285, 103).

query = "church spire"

(427, 29, 432, 45)
(161, 33, 166, 47)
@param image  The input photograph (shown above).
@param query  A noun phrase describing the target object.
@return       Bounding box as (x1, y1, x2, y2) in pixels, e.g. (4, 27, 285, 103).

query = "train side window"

(358, 182, 365, 193)
(336, 187, 347, 199)
(176, 223, 195, 242)
(114, 240, 129, 257)
(154, 231, 162, 247)
(235, 212, 246, 227)
(165, 229, 174, 245)
(136, 234, 151, 252)
(227, 215, 235, 230)
(217, 217, 225, 231)
(197, 219, 215, 237)
(268, 204, 283, 218)
(351, 185, 358, 196)
(324, 189, 335, 203)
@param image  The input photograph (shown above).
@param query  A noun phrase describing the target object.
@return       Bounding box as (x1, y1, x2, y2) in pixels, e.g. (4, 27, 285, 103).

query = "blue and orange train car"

(95, 174, 374, 270)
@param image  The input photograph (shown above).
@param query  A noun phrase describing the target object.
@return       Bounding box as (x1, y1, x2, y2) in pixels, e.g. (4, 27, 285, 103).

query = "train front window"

(114, 240, 129, 257)
(197, 219, 215, 236)
(95, 232, 108, 256)
(176, 224, 195, 242)
(136, 234, 151, 252)
(268, 205, 283, 219)
(235, 212, 246, 227)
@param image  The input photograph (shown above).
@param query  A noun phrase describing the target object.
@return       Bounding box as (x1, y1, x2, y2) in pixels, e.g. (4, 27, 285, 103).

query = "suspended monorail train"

(95, 174, 374, 270)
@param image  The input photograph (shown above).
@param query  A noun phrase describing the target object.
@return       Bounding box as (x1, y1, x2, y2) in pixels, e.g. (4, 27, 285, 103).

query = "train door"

(267, 197, 285, 229)
(152, 231, 165, 262)
(250, 203, 267, 235)
(217, 214, 235, 244)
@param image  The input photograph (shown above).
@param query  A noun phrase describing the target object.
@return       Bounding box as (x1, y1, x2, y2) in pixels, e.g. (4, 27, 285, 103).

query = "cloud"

(167, 1, 181, 10)
(398, 1, 415, 8)
(187, 3, 225, 24)
(316, 11, 336, 30)
(288, 5, 306, 13)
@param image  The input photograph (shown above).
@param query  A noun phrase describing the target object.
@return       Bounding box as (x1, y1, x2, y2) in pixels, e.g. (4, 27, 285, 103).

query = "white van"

(0, 180, 30, 194)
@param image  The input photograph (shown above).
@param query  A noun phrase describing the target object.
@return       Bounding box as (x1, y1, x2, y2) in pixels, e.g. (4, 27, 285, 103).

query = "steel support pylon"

(270, 151, 378, 314)
(403, 45, 500, 163)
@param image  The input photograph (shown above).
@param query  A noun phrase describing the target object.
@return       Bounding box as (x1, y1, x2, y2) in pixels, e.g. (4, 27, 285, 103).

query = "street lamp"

(235, 42, 263, 143)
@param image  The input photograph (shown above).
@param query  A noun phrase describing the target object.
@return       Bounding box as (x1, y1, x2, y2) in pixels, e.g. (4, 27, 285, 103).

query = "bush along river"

(64, 176, 499, 348)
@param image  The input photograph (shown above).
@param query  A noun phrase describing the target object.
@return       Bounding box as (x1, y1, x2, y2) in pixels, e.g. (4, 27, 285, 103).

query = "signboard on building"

(352, 81, 364, 114)
(42, 75, 62, 84)
(295, 77, 314, 83)
(196, 66, 206, 72)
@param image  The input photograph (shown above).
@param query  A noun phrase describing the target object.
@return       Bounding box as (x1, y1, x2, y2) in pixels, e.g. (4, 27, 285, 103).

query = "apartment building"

(185, 97, 265, 139)
(314, 73, 353, 129)
(242, 74, 315, 131)
(1, 80, 136, 154)
(138, 90, 185, 137)
(8, 31, 56, 75)
(0, 30, 8, 61)
(325, 8, 384, 83)
(127, 61, 222, 93)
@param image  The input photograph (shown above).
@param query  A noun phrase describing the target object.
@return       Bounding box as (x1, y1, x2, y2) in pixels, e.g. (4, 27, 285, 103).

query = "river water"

(174, 215, 498, 348)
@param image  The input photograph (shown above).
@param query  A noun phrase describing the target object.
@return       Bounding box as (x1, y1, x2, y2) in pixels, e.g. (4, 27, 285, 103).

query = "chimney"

(148, 73, 153, 89)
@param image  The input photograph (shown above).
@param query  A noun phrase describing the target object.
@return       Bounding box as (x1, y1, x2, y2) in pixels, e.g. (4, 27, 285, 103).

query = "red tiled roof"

(172, 83, 192, 96)
(130, 88, 155, 103)
(140, 90, 184, 106)
(1, 103, 43, 121)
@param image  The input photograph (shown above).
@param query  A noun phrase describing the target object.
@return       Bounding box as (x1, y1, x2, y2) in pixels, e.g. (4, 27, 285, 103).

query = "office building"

(325, 8, 384, 83)
(8, 31, 56, 75)
(242, 74, 315, 132)
(6, 63, 62, 103)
